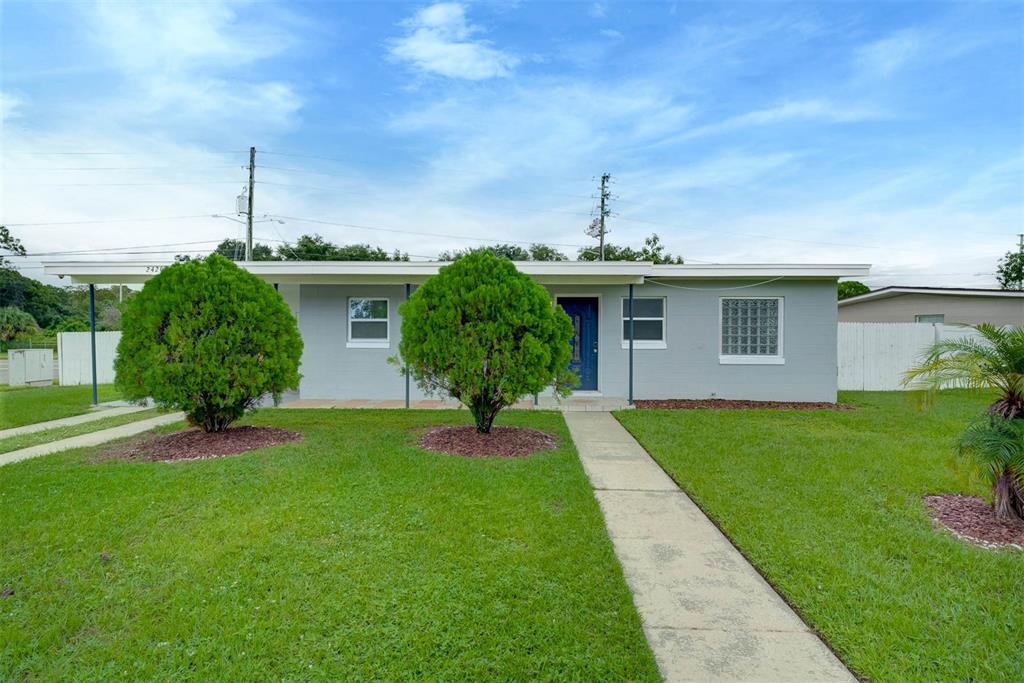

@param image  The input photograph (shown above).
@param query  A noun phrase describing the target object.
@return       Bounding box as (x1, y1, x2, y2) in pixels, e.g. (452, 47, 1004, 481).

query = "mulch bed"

(97, 426, 303, 463)
(418, 425, 558, 458)
(635, 398, 855, 411)
(924, 494, 1024, 550)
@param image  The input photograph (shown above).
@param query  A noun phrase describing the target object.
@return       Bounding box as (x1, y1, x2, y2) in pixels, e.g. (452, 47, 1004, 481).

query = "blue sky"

(1, 0, 1022, 285)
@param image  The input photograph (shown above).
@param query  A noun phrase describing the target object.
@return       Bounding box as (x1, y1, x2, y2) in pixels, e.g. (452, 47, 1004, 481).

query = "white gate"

(838, 323, 982, 391)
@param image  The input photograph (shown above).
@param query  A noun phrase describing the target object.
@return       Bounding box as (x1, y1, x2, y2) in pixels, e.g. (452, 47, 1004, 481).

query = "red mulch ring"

(923, 494, 1024, 550)
(97, 426, 303, 463)
(418, 425, 558, 458)
(635, 398, 854, 411)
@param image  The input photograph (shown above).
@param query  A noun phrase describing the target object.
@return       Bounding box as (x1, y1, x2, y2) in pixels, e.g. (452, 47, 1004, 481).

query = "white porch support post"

(628, 283, 635, 405)
(404, 283, 411, 409)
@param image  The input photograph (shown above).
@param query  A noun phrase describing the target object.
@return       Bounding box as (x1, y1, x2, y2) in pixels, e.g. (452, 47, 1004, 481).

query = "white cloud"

(600, 29, 623, 39)
(661, 98, 886, 145)
(588, 3, 607, 19)
(388, 3, 520, 80)
(0, 91, 26, 121)
(81, 0, 304, 130)
(855, 29, 924, 78)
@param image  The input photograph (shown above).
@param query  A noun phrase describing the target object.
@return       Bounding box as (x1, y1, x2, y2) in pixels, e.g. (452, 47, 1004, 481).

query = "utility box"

(8, 349, 54, 387)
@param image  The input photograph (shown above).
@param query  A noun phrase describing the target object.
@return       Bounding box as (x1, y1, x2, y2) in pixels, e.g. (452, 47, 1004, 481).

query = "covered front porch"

(280, 395, 633, 412)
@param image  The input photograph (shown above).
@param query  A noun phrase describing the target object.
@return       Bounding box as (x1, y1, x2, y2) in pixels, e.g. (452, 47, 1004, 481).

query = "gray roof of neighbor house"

(839, 286, 1024, 307)
(41, 260, 870, 286)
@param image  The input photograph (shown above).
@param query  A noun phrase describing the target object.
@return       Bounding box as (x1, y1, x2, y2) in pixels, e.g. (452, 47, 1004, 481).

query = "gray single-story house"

(44, 260, 869, 405)
(838, 286, 1024, 326)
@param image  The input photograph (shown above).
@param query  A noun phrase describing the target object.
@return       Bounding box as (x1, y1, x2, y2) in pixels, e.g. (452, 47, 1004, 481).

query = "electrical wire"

(645, 277, 787, 291)
(3, 214, 223, 227)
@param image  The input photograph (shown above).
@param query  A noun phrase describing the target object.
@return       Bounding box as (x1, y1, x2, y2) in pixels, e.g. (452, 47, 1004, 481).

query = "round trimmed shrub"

(115, 254, 302, 432)
(398, 251, 576, 433)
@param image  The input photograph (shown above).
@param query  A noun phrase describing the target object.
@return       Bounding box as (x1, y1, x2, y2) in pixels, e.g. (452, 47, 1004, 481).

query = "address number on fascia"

(144, 266, 166, 273)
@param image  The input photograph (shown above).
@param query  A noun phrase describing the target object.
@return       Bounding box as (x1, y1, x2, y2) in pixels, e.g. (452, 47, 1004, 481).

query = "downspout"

(628, 283, 635, 405)
(404, 283, 411, 409)
(89, 284, 98, 405)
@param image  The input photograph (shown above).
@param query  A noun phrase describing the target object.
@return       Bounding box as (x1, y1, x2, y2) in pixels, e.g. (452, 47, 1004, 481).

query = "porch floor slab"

(563, 411, 853, 683)
(282, 396, 632, 412)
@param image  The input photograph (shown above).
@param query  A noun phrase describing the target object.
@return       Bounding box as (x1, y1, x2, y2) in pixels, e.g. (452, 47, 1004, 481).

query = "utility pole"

(246, 146, 256, 261)
(586, 172, 612, 260)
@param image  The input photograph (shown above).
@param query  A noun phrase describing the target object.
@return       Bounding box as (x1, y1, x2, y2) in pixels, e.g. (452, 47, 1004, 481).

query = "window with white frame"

(720, 297, 783, 363)
(348, 298, 389, 348)
(915, 313, 945, 324)
(621, 297, 667, 348)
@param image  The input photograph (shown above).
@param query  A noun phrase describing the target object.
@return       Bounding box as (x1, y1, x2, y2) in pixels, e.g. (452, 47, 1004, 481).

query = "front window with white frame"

(719, 297, 784, 364)
(621, 297, 667, 349)
(348, 298, 389, 348)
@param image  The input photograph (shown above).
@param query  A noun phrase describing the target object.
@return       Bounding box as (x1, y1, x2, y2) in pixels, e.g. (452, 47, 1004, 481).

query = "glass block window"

(622, 297, 665, 343)
(349, 298, 389, 343)
(720, 298, 781, 356)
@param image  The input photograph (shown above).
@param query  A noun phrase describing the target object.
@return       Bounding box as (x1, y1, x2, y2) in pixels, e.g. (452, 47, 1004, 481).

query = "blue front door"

(559, 297, 599, 391)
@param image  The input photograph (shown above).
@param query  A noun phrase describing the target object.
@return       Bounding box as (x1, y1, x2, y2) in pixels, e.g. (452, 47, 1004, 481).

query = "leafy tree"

(838, 281, 870, 300)
(276, 234, 408, 261)
(528, 244, 568, 261)
(439, 243, 568, 261)
(0, 268, 74, 329)
(115, 254, 302, 432)
(214, 238, 279, 261)
(996, 250, 1024, 291)
(398, 251, 575, 433)
(0, 226, 26, 269)
(905, 324, 1024, 520)
(577, 233, 684, 264)
(958, 415, 1024, 521)
(0, 306, 39, 343)
(904, 324, 1024, 419)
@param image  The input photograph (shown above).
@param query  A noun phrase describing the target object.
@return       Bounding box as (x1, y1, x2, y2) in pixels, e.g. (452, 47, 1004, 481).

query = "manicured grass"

(616, 391, 1023, 682)
(0, 408, 161, 454)
(0, 409, 658, 681)
(0, 384, 122, 429)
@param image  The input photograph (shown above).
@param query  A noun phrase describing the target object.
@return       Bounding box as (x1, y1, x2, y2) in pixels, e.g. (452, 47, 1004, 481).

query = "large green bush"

(0, 306, 39, 343)
(398, 251, 575, 433)
(115, 254, 302, 432)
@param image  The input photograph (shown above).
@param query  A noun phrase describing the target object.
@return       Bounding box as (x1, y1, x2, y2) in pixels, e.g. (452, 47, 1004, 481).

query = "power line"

(2, 214, 222, 227)
(3, 165, 244, 171)
(14, 150, 248, 156)
(267, 214, 592, 250)
(38, 180, 244, 187)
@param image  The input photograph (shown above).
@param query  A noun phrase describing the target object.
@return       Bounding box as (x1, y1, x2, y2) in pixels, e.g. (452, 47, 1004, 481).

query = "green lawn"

(0, 408, 161, 454)
(0, 384, 122, 430)
(0, 409, 658, 681)
(616, 391, 1022, 683)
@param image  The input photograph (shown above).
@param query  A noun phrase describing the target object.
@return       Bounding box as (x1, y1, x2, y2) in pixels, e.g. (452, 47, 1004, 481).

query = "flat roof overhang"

(41, 260, 871, 285)
(41, 260, 651, 285)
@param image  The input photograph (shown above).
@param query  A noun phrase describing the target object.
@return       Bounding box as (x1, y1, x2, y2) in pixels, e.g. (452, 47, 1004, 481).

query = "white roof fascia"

(838, 287, 1024, 306)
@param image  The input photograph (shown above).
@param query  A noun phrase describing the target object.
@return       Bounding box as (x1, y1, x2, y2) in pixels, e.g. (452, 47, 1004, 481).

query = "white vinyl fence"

(57, 331, 121, 386)
(838, 323, 982, 391)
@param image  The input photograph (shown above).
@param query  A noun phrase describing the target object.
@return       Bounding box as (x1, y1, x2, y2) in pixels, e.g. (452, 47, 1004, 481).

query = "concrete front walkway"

(563, 412, 853, 682)
(0, 405, 149, 440)
(0, 412, 184, 467)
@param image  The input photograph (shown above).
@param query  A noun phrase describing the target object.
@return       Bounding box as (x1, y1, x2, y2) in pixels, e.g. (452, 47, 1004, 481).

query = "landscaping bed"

(924, 494, 1024, 550)
(418, 425, 557, 457)
(98, 425, 302, 462)
(616, 390, 1023, 682)
(0, 409, 657, 680)
(634, 398, 854, 410)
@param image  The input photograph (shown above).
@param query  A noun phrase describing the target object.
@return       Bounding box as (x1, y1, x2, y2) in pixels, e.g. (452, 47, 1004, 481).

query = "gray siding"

(295, 279, 839, 403)
(838, 293, 1024, 325)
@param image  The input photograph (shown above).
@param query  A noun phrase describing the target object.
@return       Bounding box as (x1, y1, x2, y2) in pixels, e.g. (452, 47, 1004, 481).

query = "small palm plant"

(903, 323, 1024, 419)
(957, 416, 1024, 521)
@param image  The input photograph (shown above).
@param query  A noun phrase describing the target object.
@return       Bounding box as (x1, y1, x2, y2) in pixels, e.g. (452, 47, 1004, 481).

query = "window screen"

(622, 298, 665, 342)
(721, 298, 780, 356)
(349, 298, 388, 341)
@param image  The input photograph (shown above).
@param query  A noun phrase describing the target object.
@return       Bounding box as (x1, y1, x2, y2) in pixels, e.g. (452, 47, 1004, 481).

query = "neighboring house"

(838, 286, 1024, 325)
(44, 261, 869, 403)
